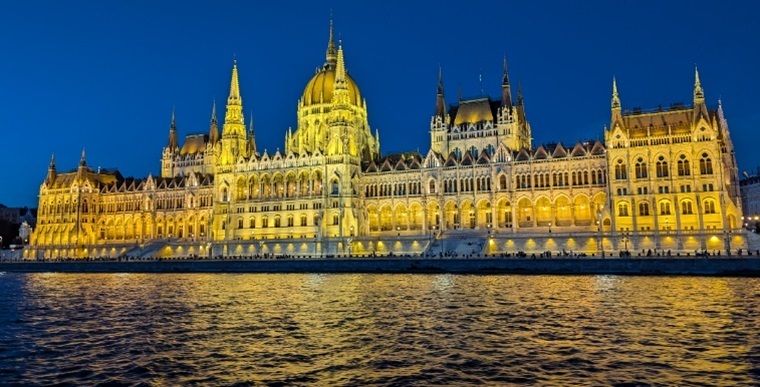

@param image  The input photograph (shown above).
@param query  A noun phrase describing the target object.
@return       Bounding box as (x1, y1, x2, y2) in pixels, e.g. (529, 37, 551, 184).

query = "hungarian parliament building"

(27, 24, 746, 259)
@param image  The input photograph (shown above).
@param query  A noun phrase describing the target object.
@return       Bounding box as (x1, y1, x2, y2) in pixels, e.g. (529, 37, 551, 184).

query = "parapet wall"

(23, 231, 749, 260)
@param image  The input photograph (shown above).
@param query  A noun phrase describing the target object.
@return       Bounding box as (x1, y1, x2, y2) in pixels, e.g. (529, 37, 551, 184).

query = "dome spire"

(325, 15, 337, 67)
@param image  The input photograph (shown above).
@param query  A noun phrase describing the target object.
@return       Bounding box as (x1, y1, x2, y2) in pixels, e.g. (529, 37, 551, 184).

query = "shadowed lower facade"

(27, 25, 746, 259)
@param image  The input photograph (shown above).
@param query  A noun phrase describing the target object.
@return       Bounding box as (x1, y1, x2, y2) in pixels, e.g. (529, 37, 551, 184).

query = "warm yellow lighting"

(27, 26, 744, 260)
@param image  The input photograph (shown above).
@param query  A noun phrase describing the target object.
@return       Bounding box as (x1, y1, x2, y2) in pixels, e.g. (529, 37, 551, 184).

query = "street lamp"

(724, 229, 732, 256)
(596, 220, 603, 257)
(595, 204, 604, 258)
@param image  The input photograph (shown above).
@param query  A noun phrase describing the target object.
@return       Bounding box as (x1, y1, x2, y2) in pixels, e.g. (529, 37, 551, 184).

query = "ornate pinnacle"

(611, 77, 621, 109)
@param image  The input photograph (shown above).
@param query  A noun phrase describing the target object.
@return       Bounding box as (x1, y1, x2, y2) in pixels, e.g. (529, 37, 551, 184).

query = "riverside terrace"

(7, 226, 760, 262)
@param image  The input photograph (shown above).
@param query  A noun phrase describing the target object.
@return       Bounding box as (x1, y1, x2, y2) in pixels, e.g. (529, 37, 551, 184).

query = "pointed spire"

(611, 77, 621, 110)
(46, 153, 56, 183)
(694, 65, 704, 101)
(168, 108, 178, 150)
(610, 77, 624, 127)
(437, 65, 444, 94)
(332, 44, 350, 109)
(692, 66, 708, 121)
(223, 59, 245, 130)
(79, 148, 87, 167)
(517, 81, 524, 106)
(502, 54, 510, 86)
(435, 66, 446, 117)
(208, 100, 219, 144)
(335, 44, 346, 85)
(247, 112, 256, 155)
(501, 54, 512, 106)
(325, 15, 337, 66)
(228, 59, 242, 105)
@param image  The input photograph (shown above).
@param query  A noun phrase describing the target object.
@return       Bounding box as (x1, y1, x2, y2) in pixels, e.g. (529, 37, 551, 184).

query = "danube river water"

(0, 274, 757, 385)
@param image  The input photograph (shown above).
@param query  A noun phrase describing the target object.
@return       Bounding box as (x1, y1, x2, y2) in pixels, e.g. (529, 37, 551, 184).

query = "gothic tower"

(219, 60, 248, 165)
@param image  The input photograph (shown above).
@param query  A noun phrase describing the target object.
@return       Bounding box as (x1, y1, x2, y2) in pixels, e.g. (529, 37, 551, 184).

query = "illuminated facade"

(27, 24, 746, 259)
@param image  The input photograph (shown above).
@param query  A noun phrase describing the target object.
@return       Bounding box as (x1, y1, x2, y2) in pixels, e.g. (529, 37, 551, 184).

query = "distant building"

(19, 221, 32, 244)
(0, 205, 36, 225)
(27, 22, 746, 259)
(740, 171, 760, 227)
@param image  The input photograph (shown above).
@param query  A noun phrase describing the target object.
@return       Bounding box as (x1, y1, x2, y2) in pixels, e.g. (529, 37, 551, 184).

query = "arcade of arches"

(366, 194, 610, 233)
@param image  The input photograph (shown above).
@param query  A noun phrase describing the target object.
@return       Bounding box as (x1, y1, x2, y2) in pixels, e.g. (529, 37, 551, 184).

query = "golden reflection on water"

(6, 274, 759, 385)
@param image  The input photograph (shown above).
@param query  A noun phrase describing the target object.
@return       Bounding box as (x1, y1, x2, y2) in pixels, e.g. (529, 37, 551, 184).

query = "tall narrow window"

(700, 153, 713, 175)
(635, 158, 648, 179)
(656, 156, 669, 178)
(677, 155, 690, 176)
(681, 201, 694, 215)
(615, 160, 627, 180)
(659, 201, 671, 215)
(704, 200, 716, 214)
(639, 202, 650, 216)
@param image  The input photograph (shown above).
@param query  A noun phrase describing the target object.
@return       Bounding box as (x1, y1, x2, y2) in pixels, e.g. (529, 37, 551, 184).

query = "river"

(0, 273, 757, 385)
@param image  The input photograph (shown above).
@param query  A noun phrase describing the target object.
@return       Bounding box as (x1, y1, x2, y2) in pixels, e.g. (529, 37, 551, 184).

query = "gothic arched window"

(656, 156, 669, 178)
(635, 157, 648, 179)
(618, 203, 629, 216)
(681, 200, 694, 215)
(639, 202, 650, 216)
(704, 200, 716, 214)
(700, 153, 713, 175)
(677, 154, 690, 176)
(615, 159, 627, 180)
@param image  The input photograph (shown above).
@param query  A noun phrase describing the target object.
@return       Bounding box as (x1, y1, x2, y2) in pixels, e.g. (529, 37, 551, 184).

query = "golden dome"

(302, 66, 361, 107)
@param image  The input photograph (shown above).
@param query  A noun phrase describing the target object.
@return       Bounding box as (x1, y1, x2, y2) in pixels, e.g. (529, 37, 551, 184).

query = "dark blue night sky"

(1, 0, 758, 207)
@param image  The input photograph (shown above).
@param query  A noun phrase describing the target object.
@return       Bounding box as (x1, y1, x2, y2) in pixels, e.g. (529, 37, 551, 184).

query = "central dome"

(302, 65, 361, 107)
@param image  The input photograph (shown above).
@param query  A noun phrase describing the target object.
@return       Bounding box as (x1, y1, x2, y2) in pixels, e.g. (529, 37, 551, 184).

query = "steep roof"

(180, 134, 210, 156)
(46, 168, 121, 190)
(449, 97, 501, 126)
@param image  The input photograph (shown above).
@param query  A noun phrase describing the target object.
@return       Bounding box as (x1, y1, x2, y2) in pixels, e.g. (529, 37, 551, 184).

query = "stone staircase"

(425, 230, 487, 257)
(120, 239, 170, 258)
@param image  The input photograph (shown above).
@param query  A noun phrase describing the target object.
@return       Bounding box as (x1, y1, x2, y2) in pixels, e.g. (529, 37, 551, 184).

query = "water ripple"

(0, 274, 758, 385)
